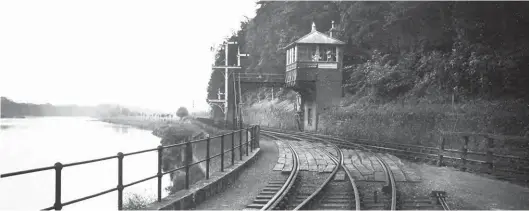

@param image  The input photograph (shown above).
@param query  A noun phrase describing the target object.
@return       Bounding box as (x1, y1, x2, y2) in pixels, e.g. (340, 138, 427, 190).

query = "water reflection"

(109, 124, 130, 134)
(0, 117, 170, 210)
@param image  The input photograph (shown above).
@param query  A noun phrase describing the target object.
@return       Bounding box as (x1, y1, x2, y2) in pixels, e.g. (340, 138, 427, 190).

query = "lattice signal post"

(208, 41, 249, 129)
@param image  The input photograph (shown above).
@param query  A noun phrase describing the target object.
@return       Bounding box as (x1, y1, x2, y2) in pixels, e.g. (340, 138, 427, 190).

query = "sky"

(0, 0, 258, 113)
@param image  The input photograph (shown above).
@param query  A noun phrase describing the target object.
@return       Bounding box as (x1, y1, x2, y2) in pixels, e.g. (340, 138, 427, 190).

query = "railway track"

(268, 131, 395, 210)
(245, 132, 344, 210)
(244, 134, 300, 210)
(261, 127, 529, 186)
(260, 129, 449, 210)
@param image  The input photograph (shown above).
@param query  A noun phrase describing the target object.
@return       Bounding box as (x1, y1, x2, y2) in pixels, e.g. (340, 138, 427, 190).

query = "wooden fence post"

(438, 136, 445, 166)
(486, 137, 494, 174)
(461, 136, 469, 171)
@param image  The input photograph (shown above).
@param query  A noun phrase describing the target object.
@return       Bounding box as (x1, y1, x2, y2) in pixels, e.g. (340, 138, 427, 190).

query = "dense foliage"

(207, 1, 529, 103)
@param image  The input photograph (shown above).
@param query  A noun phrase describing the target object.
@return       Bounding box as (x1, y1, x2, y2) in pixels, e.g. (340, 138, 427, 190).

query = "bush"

(243, 95, 529, 153)
(122, 193, 155, 210)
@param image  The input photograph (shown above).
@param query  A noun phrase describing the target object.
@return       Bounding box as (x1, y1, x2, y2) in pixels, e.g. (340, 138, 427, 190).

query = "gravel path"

(407, 161, 529, 210)
(193, 137, 280, 210)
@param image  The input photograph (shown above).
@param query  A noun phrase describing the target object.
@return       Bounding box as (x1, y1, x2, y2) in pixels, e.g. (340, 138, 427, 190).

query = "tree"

(121, 108, 131, 116)
(176, 107, 189, 120)
(208, 1, 529, 103)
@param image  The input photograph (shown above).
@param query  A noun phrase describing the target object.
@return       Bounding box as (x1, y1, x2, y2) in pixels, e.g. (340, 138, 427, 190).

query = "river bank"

(98, 116, 242, 198)
(99, 116, 226, 139)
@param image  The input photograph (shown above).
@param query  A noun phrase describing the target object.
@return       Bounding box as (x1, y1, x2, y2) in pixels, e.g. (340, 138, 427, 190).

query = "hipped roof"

(285, 23, 345, 49)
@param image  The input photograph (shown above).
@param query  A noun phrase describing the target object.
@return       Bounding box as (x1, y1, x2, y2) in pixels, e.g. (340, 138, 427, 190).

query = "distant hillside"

(0, 97, 177, 119)
(1, 97, 98, 118)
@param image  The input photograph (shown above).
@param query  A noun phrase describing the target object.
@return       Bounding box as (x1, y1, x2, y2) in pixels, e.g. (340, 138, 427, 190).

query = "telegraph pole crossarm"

(207, 41, 249, 129)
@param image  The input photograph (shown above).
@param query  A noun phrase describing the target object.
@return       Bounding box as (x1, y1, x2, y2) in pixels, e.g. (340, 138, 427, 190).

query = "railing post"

(206, 135, 210, 180)
(251, 126, 255, 150)
(437, 136, 445, 166)
(250, 126, 254, 152)
(185, 137, 192, 189)
(221, 134, 225, 172)
(157, 146, 163, 202)
(461, 136, 469, 171)
(117, 153, 124, 210)
(257, 125, 261, 148)
(246, 128, 249, 155)
(374, 190, 378, 203)
(231, 132, 235, 166)
(53, 162, 63, 210)
(239, 129, 243, 160)
(486, 137, 494, 174)
(255, 126, 258, 150)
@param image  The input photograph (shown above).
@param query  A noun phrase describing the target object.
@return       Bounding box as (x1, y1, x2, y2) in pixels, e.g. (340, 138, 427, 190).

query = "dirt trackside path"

(410, 162, 529, 210)
(193, 136, 281, 210)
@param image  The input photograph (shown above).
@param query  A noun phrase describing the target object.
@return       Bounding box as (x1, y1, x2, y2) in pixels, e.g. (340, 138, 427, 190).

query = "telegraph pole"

(237, 45, 249, 129)
(211, 41, 240, 128)
(208, 41, 250, 129)
(224, 42, 230, 126)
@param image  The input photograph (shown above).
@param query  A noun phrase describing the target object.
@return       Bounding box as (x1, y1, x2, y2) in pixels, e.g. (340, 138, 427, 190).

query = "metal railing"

(0, 125, 261, 210)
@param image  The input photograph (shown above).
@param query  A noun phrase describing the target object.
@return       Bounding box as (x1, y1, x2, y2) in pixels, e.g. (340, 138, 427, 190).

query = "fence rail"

(436, 131, 529, 174)
(0, 125, 261, 210)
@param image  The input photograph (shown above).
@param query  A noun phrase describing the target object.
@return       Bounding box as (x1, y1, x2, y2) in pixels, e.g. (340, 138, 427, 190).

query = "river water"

(0, 117, 171, 210)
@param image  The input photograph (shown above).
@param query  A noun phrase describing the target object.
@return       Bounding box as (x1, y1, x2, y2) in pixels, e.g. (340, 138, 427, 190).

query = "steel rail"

(342, 150, 362, 211)
(259, 133, 300, 210)
(375, 155, 397, 210)
(440, 197, 451, 210)
(434, 191, 451, 210)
